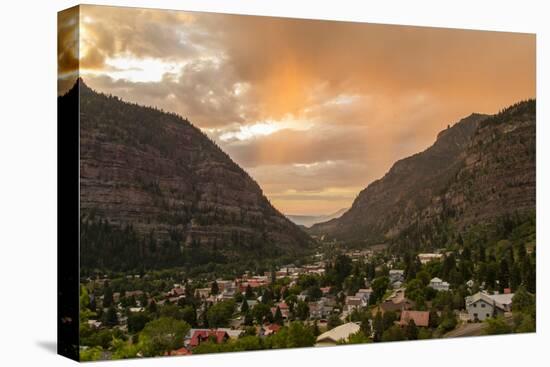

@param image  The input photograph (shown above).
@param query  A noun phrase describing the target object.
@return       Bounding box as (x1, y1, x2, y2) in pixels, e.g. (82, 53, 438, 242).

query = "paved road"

(444, 315, 514, 338)
(444, 322, 485, 338)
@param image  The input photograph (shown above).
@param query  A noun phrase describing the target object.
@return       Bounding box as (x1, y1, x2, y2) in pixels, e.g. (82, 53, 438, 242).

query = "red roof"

(266, 324, 281, 333)
(189, 330, 228, 347)
(166, 347, 192, 356)
(399, 310, 430, 327)
(277, 302, 289, 310)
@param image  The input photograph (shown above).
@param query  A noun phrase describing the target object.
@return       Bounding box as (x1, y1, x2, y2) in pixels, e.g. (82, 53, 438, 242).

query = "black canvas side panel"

(57, 6, 80, 362)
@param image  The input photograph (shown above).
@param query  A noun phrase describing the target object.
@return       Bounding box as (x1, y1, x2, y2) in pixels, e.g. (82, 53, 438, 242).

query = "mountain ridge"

(66, 79, 312, 271)
(310, 100, 536, 245)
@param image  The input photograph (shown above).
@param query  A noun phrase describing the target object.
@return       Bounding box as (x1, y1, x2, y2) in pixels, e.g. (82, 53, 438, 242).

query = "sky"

(59, 5, 535, 216)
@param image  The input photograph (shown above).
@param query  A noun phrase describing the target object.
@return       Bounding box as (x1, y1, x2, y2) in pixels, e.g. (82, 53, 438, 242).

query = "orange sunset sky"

(59, 5, 535, 216)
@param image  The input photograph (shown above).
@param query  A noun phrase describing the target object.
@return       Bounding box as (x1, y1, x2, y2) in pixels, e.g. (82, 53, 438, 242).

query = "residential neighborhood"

(79, 226, 536, 361)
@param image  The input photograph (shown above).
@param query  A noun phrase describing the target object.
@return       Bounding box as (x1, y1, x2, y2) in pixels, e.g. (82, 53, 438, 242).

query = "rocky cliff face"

(311, 100, 535, 244)
(66, 80, 311, 269)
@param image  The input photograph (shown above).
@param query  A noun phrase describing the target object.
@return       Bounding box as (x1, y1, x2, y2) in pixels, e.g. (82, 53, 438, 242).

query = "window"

(486, 314, 490, 318)
(481, 303, 486, 308)
(473, 303, 477, 308)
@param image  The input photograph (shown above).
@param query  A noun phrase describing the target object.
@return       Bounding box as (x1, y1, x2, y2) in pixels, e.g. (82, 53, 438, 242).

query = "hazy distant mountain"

(63, 79, 312, 271)
(311, 100, 536, 245)
(287, 208, 348, 228)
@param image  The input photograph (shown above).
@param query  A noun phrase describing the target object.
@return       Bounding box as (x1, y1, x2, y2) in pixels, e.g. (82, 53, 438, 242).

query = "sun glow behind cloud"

(211, 117, 315, 142)
(81, 56, 185, 83)
(62, 5, 535, 215)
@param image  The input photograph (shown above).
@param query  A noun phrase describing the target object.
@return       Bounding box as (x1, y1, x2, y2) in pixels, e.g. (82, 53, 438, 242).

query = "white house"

(355, 288, 372, 304)
(429, 277, 450, 291)
(418, 253, 443, 264)
(465, 292, 514, 321)
(389, 269, 405, 283)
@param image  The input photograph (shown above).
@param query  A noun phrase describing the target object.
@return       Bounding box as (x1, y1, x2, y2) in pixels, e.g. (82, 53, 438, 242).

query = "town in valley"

(79, 219, 536, 360)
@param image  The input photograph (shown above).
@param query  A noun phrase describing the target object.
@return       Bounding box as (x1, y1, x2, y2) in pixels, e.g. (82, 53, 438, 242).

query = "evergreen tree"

(498, 258, 510, 291)
(359, 313, 372, 337)
(383, 311, 397, 330)
(103, 285, 114, 308)
(103, 305, 118, 327)
(373, 312, 384, 342)
(274, 306, 284, 325)
(241, 298, 249, 314)
(245, 285, 254, 299)
(211, 280, 219, 295)
(405, 319, 418, 340)
(295, 301, 310, 321)
(244, 312, 254, 326)
(147, 299, 157, 314)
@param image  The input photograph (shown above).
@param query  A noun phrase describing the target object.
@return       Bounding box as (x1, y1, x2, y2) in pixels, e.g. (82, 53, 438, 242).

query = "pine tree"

(245, 285, 254, 299)
(405, 319, 418, 340)
(211, 280, 219, 295)
(274, 306, 284, 325)
(104, 305, 118, 327)
(244, 312, 254, 326)
(241, 298, 249, 314)
(147, 300, 158, 314)
(103, 286, 114, 308)
(373, 312, 384, 342)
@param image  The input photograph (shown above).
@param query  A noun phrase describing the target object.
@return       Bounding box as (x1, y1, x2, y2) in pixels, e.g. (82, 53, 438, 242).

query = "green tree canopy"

(139, 317, 190, 357)
(207, 300, 236, 328)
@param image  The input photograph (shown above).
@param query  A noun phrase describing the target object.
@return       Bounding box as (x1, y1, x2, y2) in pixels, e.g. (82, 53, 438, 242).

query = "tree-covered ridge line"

(80, 214, 311, 277)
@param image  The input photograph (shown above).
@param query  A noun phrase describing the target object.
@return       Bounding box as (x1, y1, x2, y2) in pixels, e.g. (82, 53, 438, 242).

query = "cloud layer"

(60, 5, 536, 215)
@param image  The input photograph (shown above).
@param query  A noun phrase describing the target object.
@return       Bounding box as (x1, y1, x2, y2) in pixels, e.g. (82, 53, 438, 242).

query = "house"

(465, 292, 514, 321)
(87, 320, 102, 329)
(187, 329, 229, 348)
(275, 301, 290, 319)
(218, 287, 236, 301)
(129, 307, 145, 313)
(389, 269, 405, 283)
(195, 288, 210, 299)
(315, 322, 361, 347)
(376, 290, 414, 314)
(345, 295, 367, 311)
(399, 310, 430, 327)
(241, 300, 258, 312)
(216, 328, 244, 339)
(262, 324, 281, 336)
(355, 288, 372, 303)
(418, 253, 443, 264)
(308, 301, 324, 319)
(216, 280, 235, 292)
(167, 286, 185, 298)
(429, 277, 450, 291)
(489, 293, 514, 312)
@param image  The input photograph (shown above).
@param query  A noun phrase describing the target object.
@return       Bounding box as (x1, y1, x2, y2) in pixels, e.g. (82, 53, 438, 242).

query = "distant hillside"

(287, 208, 348, 228)
(311, 100, 536, 245)
(63, 79, 312, 271)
